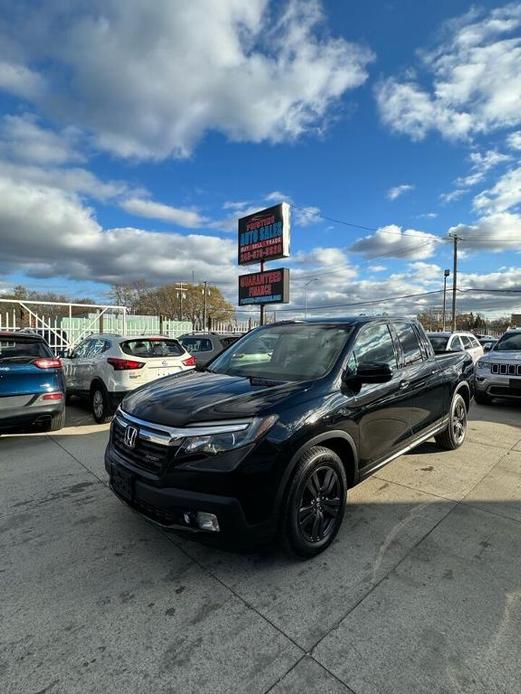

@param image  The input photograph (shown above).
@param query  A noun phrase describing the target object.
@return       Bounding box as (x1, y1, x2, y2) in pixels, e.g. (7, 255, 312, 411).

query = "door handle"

(399, 380, 409, 390)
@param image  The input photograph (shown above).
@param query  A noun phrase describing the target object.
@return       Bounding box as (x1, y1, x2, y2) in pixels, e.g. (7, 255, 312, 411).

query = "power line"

(291, 205, 440, 239)
(272, 289, 443, 313)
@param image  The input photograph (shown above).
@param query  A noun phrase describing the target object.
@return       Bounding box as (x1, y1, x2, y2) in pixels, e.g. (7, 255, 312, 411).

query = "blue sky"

(0, 0, 520, 317)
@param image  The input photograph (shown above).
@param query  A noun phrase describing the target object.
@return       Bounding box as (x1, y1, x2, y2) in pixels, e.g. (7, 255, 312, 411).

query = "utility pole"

(442, 269, 450, 331)
(202, 281, 208, 330)
(259, 261, 265, 326)
(175, 282, 187, 321)
(450, 234, 462, 332)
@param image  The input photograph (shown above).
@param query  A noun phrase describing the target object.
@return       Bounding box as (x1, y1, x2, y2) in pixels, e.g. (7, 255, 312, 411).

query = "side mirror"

(483, 344, 492, 352)
(345, 363, 393, 385)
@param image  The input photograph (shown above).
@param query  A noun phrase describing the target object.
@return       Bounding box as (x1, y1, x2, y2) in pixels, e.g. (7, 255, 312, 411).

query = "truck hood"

(121, 369, 309, 427)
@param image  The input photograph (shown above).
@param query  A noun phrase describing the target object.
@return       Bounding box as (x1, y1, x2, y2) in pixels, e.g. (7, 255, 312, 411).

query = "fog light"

(196, 512, 220, 532)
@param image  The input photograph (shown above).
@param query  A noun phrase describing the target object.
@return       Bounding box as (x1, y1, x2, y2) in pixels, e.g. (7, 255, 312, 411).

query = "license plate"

(111, 466, 134, 502)
(157, 368, 180, 377)
(509, 378, 521, 392)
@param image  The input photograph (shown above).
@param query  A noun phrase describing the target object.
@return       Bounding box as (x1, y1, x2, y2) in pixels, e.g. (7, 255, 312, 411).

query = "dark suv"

(106, 317, 473, 557)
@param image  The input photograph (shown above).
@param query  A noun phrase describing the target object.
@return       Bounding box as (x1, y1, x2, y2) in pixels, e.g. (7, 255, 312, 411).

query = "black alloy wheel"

(282, 445, 347, 558)
(435, 392, 468, 450)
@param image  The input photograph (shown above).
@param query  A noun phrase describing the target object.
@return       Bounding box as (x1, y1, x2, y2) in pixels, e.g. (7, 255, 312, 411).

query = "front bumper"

(475, 373, 521, 399)
(105, 447, 274, 544)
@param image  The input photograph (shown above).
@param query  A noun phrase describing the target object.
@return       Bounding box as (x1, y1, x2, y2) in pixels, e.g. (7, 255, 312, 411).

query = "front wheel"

(281, 446, 347, 558)
(90, 383, 113, 424)
(435, 393, 467, 450)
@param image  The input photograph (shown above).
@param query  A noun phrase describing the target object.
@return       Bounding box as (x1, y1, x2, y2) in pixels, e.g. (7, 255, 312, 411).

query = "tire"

(90, 382, 113, 424)
(48, 410, 65, 432)
(281, 446, 347, 558)
(475, 391, 492, 405)
(435, 392, 468, 450)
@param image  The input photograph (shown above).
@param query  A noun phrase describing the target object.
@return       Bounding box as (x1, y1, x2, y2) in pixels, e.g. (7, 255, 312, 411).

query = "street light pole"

(442, 269, 450, 331)
(202, 281, 208, 330)
(304, 278, 318, 318)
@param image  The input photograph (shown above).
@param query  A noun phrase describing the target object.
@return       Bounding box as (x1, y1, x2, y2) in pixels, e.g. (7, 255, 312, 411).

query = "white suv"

(63, 334, 195, 422)
(426, 331, 484, 363)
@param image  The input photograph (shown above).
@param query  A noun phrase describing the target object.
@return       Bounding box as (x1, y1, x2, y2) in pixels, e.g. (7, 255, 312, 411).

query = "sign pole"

(259, 260, 265, 326)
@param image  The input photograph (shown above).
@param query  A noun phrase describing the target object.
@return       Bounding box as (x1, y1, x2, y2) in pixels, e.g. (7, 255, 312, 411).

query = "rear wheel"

(48, 410, 65, 432)
(282, 446, 347, 558)
(435, 392, 467, 450)
(90, 383, 113, 424)
(475, 391, 492, 405)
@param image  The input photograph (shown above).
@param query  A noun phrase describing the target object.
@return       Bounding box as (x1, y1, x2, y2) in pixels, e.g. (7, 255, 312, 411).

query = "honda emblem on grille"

(124, 425, 138, 448)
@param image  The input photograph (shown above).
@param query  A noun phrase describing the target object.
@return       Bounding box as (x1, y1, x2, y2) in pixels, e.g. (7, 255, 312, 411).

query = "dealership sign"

(238, 268, 290, 306)
(238, 202, 290, 265)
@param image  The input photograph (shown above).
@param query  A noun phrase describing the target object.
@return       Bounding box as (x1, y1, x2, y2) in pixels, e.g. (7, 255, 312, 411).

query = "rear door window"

(395, 323, 423, 365)
(461, 335, 473, 349)
(121, 339, 184, 357)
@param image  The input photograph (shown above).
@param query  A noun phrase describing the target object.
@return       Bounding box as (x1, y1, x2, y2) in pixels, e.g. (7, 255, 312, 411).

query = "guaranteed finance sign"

(238, 268, 290, 306)
(238, 202, 290, 265)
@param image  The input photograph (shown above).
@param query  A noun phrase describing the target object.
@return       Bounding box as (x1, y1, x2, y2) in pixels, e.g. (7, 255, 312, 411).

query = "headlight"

(177, 416, 277, 459)
(476, 360, 492, 370)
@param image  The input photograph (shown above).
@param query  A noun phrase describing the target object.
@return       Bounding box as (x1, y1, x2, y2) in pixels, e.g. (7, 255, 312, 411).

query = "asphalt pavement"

(1, 399, 521, 693)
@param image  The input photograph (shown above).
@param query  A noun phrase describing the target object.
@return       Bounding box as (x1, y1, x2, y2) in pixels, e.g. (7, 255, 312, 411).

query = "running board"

(361, 418, 448, 479)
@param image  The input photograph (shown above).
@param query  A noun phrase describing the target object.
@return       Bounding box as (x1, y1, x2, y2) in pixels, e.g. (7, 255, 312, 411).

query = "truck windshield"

(495, 332, 521, 351)
(209, 323, 353, 381)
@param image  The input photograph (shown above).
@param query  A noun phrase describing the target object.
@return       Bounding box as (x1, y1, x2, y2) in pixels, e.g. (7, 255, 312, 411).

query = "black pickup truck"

(106, 317, 474, 557)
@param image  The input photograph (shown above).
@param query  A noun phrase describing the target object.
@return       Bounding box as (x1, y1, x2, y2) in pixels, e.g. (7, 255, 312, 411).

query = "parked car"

(106, 317, 473, 558)
(62, 334, 196, 423)
(18, 327, 69, 353)
(474, 329, 521, 404)
(480, 339, 497, 353)
(0, 331, 65, 432)
(427, 331, 484, 363)
(178, 332, 242, 367)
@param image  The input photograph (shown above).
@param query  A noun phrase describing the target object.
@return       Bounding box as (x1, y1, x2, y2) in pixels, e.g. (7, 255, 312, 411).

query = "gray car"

(178, 332, 242, 367)
(474, 329, 521, 404)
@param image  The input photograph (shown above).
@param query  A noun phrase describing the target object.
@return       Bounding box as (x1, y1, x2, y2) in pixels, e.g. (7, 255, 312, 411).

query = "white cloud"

(0, 61, 45, 100)
(0, 159, 130, 202)
(120, 197, 208, 228)
(449, 211, 521, 251)
(0, 175, 237, 286)
(473, 165, 521, 213)
(376, 4, 521, 141)
(507, 131, 521, 150)
(2, 0, 374, 160)
(417, 212, 438, 219)
(350, 225, 441, 260)
(0, 114, 84, 166)
(368, 264, 386, 272)
(386, 184, 414, 201)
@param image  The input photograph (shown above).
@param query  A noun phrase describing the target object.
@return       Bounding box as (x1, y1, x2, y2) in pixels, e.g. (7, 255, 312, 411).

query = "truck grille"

(491, 363, 521, 376)
(112, 416, 174, 474)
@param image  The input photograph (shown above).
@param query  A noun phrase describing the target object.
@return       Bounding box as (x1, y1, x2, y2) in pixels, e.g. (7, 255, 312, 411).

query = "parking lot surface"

(2, 400, 521, 694)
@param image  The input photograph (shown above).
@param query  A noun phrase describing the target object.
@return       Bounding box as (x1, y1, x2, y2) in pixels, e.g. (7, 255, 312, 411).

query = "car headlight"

(177, 416, 277, 460)
(476, 360, 492, 370)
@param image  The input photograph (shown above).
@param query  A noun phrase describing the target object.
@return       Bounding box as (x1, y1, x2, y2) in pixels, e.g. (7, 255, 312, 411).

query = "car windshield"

(428, 335, 449, 351)
(0, 337, 50, 361)
(209, 323, 353, 381)
(495, 332, 521, 351)
(121, 339, 183, 357)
